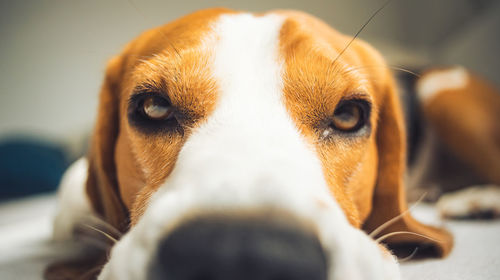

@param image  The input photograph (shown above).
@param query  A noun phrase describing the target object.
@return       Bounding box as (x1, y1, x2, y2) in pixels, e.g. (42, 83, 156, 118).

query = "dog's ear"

(86, 55, 129, 232)
(363, 72, 453, 258)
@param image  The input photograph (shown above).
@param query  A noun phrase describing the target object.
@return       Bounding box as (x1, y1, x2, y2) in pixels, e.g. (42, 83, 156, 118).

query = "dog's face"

(85, 8, 452, 280)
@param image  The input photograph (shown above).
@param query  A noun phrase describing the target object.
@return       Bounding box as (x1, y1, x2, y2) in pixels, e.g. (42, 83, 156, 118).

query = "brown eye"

(128, 92, 181, 134)
(330, 100, 368, 132)
(142, 96, 174, 120)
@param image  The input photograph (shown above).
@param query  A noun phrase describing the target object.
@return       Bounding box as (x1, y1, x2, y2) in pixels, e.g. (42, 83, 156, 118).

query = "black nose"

(149, 214, 327, 280)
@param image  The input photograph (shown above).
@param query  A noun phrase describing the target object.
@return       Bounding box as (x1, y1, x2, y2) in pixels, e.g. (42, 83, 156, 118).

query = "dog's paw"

(437, 185, 500, 219)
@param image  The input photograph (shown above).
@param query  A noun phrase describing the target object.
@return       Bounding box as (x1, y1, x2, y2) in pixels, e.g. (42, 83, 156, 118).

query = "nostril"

(148, 215, 327, 280)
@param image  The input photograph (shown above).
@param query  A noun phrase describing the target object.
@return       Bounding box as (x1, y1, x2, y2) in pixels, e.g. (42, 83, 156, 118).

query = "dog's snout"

(149, 215, 327, 280)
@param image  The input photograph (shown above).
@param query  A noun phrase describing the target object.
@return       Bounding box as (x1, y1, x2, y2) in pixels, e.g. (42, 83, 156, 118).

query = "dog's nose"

(149, 214, 327, 280)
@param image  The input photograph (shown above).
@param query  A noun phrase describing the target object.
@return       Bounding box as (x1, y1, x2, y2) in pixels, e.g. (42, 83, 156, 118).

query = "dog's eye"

(142, 96, 174, 120)
(330, 99, 369, 133)
(128, 93, 181, 134)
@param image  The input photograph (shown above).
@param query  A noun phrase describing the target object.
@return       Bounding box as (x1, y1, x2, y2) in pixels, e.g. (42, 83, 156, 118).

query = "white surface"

(0, 194, 499, 279)
(402, 204, 500, 280)
(0, 194, 58, 279)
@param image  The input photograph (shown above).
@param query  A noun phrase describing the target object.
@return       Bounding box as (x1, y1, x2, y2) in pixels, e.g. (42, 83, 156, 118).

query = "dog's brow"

(341, 92, 373, 103)
(132, 83, 163, 94)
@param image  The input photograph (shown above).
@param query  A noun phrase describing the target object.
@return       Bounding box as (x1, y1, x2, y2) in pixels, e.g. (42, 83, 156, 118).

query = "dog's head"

(84, 8, 452, 280)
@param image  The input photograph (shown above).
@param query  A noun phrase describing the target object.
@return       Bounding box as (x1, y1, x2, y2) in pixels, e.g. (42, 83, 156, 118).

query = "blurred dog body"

(403, 67, 500, 218)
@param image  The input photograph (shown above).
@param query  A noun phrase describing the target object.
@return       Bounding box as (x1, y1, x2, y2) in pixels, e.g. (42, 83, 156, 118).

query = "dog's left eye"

(128, 93, 180, 133)
(142, 96, 174, 120)
(330, 99, 370, 133)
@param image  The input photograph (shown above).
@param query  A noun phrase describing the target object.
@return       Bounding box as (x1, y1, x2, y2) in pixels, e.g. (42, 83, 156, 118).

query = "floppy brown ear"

(44, 56, 128, 280)
(86, 55, 129, 232)
(363, 73, 453, 258)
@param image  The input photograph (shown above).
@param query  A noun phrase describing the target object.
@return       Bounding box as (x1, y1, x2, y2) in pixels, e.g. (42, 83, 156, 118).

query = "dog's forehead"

(124, 9, 385, 121)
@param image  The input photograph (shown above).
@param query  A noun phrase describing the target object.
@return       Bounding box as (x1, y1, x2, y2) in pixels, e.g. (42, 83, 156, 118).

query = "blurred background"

(1, 0, 499, 198)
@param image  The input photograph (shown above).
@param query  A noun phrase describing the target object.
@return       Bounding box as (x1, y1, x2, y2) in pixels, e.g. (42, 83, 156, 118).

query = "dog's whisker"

(82, 224, 119, 244)
(386, 65, 421, 77)
(84, 216, 123, 238)
(369, 192, 427, 238)
(77, 235, 114, 251)
(375, 230, 441, 244)
(342, 65, 421, 78)
(330, 0, 395, 71)
(399, 247, 419, 263)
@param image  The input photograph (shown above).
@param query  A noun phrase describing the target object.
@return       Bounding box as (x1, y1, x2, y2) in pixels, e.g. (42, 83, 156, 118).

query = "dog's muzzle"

(148, 214, 328, 280)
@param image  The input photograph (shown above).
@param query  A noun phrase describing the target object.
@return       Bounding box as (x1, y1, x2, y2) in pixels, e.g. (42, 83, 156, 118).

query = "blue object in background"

(0, 138, 69, 200)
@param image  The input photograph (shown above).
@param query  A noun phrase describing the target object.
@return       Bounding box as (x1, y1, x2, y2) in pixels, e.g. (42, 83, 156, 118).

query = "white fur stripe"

(417, 67, 469, 103)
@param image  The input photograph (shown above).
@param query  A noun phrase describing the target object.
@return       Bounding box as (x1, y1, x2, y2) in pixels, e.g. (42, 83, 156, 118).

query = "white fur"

(97, 13, 400, 280)
(416, 66, 469, 103)
(437, 185, 500, 218)
(53, 157, 93, 240)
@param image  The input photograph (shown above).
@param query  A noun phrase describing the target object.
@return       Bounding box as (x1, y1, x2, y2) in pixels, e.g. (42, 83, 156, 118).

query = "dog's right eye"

(128, 93, 180, 133)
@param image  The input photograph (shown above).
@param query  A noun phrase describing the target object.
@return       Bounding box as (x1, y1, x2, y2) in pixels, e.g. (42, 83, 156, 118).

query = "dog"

(404, 67, 500, 218)
(46, 8, 459, 280)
